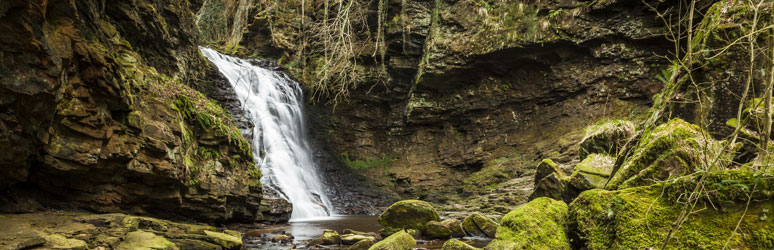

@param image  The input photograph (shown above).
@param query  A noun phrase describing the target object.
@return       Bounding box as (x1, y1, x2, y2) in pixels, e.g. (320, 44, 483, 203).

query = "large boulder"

(341, 234, 375, 245)
(368, 230, 416, 250)
(485, 197, 570, 250)
(377, 200, 440, 234)
(570, 170, 773, 249)
(462, 214, 498, 238)
(578, 120, 636, 159)
(442, 238, 481, 250)
(607, 118, 727, 189)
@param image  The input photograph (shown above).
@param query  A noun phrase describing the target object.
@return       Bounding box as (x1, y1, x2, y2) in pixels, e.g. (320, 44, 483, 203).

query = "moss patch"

(608, 118, 727, 189)
(485, 197, 569, 250)
(579, 120, 635, 159)
(369, 230, 416, 250)
(570, 170, 773, 249)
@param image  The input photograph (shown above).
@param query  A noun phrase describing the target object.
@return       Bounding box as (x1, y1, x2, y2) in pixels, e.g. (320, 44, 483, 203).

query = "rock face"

(570, 170, 773, 249)
(0, 0, 263, 222)
(486, 197, 570, 250)
(198, 0, 676, 203)
(377, 200, 441, 234)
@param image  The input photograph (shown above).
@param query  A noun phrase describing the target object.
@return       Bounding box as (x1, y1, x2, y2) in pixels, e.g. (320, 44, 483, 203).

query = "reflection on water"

(244, 215, 490, 249)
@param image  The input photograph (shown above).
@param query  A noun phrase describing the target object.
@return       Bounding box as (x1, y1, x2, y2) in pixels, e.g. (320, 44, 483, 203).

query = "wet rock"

(424, 221, 452, 239)
(534, 159, 562, 183)
(485, 197, 569, 250)
(369, 230, 416, 250)
(348, 238, 375, 250)
(272, 234, 292, 244)
(44, 234, 88, 250)
(441, 219, 466, 238)
(313, 229, 341, 245)
(462, 214, 498, 238)
(442, 238, 480, 250)
(116, 230, 177, 250)
(204, 230, 243, 249)
(169, 239, 221, 250)
(341, 234, 375, 245)
(377, 200, 440, 236)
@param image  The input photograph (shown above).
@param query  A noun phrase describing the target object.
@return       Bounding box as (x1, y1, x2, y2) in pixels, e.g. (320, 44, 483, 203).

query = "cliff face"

(0, 0, 261, 222)
(208, 0, 692, 206)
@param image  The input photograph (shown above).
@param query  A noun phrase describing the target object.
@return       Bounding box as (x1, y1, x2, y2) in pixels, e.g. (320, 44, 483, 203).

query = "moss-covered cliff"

(0, 0, 262, 222)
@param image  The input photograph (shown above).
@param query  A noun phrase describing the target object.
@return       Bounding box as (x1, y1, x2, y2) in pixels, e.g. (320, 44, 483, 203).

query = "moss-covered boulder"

(569, 154, 615, 190)
(313, 229, 342, 245)
(579, 120, 636, 159)
(607, 118, 727, 189)
(203, 230, 242, 249)
(424, 221, 452, 239)
(116, 230, 178, 250)
(442, 238, 481, 250)
(570, 170, 773, 249)
(349, 238, 375, 250)
(462, 214, 498, 238)
(441, 219, 466, 238)
(378, 200, 440, 235)
(341, 233, 374, 245)
(485, 197, 570, 250)
(368, 230, 416, 250)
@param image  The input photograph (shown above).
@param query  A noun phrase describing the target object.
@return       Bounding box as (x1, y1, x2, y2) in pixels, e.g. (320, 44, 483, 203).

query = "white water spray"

(200, 47, 334, 221)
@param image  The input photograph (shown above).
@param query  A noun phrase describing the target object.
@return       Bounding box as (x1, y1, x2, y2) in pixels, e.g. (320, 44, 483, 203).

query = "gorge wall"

(0, 0, 263, 222)
(202, 0, 708, 212)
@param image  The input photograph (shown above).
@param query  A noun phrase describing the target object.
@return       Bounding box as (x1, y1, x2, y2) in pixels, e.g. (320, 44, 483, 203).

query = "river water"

(241, 215, 490, 249)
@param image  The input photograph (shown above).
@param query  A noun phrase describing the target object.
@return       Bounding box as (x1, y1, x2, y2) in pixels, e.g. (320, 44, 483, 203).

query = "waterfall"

(200, 47, 334, 221)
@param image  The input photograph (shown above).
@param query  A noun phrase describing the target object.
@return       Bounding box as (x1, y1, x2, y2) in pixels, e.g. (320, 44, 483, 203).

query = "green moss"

(116, 230, 177, 250)
(608, 118, 727, 189)
(314, 229, 341, 245)
(568, 154, 615, 189)
(424, 221, 452, 239)
(369, 230, 416, 250)
(442, 238, 480, 250)
(203, 230, 242, 249)
(485, 197, 569, 250)
(378, 200, 440, 233)
(570, 170, 773, 250)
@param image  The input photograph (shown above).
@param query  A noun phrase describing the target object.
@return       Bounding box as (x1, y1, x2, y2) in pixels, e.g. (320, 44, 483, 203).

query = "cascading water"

(200, 47, 334, 221)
